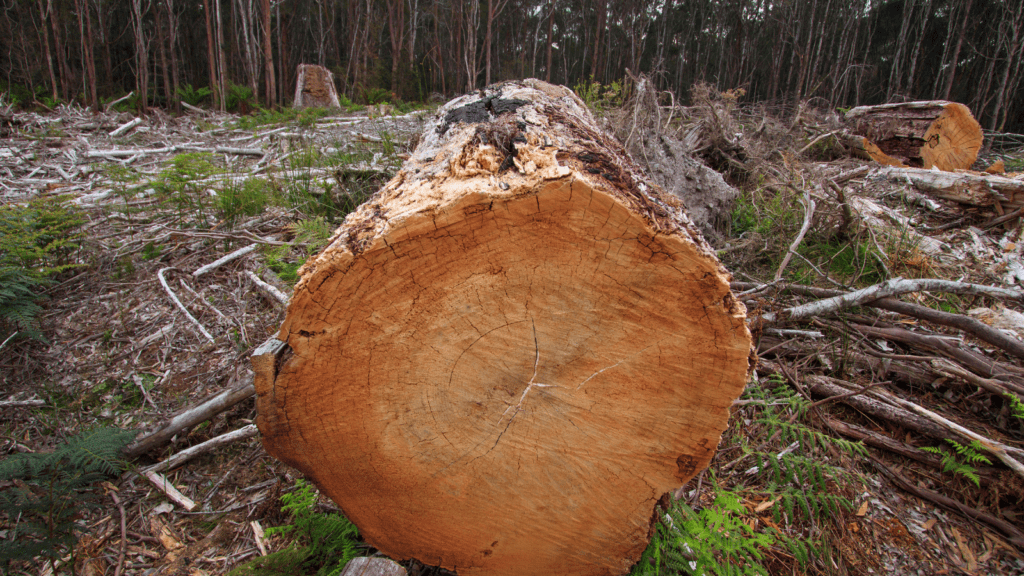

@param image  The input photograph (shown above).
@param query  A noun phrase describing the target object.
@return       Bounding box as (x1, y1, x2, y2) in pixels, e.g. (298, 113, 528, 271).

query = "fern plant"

(743, 382, 864, 525)
(0, 427, 136, 573)
(921, 439, 992, 487)
(632, 486, 773, 576)
(175, 83, 212, 106)
(229, 479, 362, 576)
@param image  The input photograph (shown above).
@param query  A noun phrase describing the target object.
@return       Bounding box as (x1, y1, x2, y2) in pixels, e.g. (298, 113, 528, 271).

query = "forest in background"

(1, 0, 1023, 141)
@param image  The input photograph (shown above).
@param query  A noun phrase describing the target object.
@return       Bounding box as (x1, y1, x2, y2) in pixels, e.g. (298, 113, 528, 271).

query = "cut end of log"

(846, 101, 983, 171)
(293, 64, 341, 109)
(255, 79, 751, 576)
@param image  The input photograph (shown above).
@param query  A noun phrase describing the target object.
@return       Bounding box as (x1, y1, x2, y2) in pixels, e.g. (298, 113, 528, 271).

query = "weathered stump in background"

(255, 79, 751, 576)
(845, 100, 983, 171)
(293, 64, 341, 109)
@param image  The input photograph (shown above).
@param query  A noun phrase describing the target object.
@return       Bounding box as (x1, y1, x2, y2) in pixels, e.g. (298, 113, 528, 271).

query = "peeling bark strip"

(254, 80, 751, 576)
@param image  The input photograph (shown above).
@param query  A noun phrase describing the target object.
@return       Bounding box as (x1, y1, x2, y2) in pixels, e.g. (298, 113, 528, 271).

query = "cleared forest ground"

(2, 88, 1024, 575)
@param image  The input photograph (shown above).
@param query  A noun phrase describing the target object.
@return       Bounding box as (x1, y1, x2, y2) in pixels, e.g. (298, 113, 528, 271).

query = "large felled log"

(254, 79, 751, 576)
(845, 101, 983, 171)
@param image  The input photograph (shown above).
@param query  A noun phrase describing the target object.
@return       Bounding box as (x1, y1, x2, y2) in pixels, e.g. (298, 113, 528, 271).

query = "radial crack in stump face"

(254, 79, 751, 576)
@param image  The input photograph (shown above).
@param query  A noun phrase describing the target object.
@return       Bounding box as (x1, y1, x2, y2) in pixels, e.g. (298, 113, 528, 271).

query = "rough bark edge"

(286, 79, 730, 312)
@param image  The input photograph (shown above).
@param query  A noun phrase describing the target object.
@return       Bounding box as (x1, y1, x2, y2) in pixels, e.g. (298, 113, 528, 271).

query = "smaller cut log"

(845, 101, 983, 171)
(293, 64, 341, 109)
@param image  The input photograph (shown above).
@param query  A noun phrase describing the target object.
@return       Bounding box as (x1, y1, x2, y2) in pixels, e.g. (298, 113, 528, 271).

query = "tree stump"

(293, 64, 341, 108)
(844, 101, 983, 171)
(255, 79, 752, 576)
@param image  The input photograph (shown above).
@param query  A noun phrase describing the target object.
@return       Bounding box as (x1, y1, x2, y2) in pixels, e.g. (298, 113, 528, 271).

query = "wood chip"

(855, 501, 869, 516)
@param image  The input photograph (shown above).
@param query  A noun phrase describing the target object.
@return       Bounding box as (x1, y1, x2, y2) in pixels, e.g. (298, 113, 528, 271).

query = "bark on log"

(293, 64, 341, 109)
(254, 79, 752, 576)
(845, 101, 983, 171)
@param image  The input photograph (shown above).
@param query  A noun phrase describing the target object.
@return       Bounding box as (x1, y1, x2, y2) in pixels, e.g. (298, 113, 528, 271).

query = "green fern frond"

(232, 479, 362, 576)
(922, 439, 991, 487)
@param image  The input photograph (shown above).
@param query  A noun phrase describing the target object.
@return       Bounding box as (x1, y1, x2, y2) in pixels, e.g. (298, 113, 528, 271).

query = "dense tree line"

(1, 0, 1022, 133)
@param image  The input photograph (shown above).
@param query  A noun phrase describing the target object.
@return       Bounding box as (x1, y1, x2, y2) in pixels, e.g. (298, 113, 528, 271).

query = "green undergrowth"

(0, 427, 136, 573)
(0, 196, 85, 340)
(229, 479, 362, 576)
(632, 377, 865, 575)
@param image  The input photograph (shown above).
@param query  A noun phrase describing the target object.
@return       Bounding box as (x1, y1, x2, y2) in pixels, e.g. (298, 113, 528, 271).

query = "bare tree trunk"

(464, 0, 479, 91)
(47, 0, 69, 101)
(164, 0, 181, 112)
(235, 0, 260, 104)
(545, 0, 554, 83)
(203, 0, 220, 109)
(988, 0, 1024, 131)
(589, 0, 606, 81)
(407, 0, 419, 71)
(260, 0, 275, 106)
(940, 0, 972, 100)
(905, 0, 932, 96)
(93, 0, 113, 90)
(75, 0, 98, 109)
(887, 0, 914, 99)
(484, 0, 509, 87)
(130, 0, 149, 112)
(155, 4, 173, 108)
(37, 0, 58, 101)
(215, 0, 227, 111)
(386, 0, 406, 94)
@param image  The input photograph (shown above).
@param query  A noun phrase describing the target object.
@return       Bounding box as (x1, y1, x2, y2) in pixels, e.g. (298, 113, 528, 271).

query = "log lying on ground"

(254, 79, 752, 576)
(845, 101, 983, 171)
(868, 165, 1024, 210)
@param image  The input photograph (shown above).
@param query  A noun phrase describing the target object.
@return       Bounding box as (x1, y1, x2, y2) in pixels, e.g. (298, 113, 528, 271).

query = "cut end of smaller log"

(293, 64, 341, 109)
(846, 101, 983, 171)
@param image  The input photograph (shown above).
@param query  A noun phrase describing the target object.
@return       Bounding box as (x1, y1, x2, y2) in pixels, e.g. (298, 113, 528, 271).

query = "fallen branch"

(157, 267, 214, 343)
(144, 470, 197, 511)
(0, 398, 46, 408)
(774, 189, 815, 281)
(832, 166, 870, 184)
(797, 372, 961, 441)
(759, 277, 1024, 324)
(104, 92, 134, 112)
(849, 322, 1024, 387)
(930, 358, 1021, 399)
(180, 101, 207, 115)
(245, 271, 289, 306)
(193, 244, 258, 278)
(109, 117, 142, 137)
(869, 457, 1024, 548)
(737, 281, 1024, 361)
(143, 424, 258, 474)
(124, 372, 255, 458)
(110, 491, 127, 576)
(798, 131, 838, 155)
(875, 389, 1024, 479)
